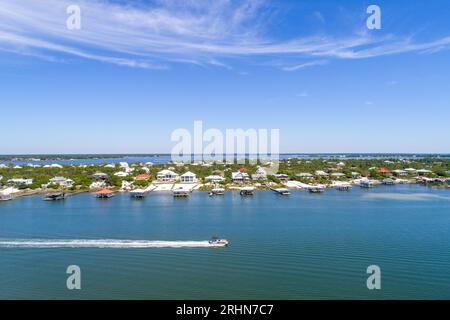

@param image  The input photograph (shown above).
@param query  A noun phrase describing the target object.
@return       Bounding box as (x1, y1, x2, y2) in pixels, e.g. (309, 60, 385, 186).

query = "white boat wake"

(0, 239, 212, 248)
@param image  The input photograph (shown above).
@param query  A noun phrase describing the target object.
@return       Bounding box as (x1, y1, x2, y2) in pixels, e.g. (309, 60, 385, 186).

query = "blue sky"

(0, 0, 449, 154)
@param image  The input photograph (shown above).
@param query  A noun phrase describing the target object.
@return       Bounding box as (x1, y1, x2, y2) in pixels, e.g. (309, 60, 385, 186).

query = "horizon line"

(1, 152, 450, 156)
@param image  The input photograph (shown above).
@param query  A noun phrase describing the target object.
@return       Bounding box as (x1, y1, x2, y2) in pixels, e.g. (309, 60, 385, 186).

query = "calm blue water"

(1, 185, 449, 299)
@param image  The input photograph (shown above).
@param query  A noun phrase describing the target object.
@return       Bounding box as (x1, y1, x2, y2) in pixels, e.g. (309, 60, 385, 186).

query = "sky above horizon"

(0, 0, 449, 154)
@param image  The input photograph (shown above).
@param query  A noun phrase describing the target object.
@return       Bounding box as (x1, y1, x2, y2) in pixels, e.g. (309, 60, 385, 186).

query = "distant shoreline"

(1, 153, 450, 165)
(3, 182, 449, 202)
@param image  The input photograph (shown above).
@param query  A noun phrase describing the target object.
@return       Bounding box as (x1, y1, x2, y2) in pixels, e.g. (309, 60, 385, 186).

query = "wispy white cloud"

(282, 60, 328, 72)
(1, 0, 450, 69)
(0, 31, 167, 69)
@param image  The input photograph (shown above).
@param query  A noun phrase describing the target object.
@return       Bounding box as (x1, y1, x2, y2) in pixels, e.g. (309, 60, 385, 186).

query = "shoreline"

(2, 157, 449, 200)
(3, 182, 449, 201)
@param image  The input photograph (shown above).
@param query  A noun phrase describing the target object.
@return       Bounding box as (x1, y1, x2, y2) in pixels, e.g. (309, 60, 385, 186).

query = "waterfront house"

(273, 173, 289, 181)
(417, 169, 433, 176)
(393, 169, 407, 176)
(134, 173, 151, 181)
(315, 170, 329, 177)
(156, 169, 179, 182)
(377, 167, 392, 176)
(404, 168, 417, 174)
(296, 173, 314, 179)
(7, 178, 33, 186)
(49, 176, 74, 188)
(92, 172, 108, 181)
(180, 171, 198, 183)
(232, 171, 250, 182)
(331, 172, 346, 178)
(251, 167, 267, 180)
(205, 175, 225, 183)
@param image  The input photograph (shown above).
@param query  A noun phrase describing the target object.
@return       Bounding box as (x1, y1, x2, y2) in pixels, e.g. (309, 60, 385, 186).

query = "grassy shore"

(1, 158, 449, 197)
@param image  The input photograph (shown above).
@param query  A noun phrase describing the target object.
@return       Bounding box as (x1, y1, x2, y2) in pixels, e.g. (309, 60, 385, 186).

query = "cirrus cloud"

(1, 0, 450, 70)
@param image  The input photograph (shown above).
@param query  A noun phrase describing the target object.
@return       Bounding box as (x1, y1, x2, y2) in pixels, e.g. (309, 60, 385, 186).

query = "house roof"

(134, 173, 151, 180)
(417, 169, 432, 173)
(93, 172, 108, 176)
(96, 188, 113, 195)
(181, 171, 196, 177)
(232, 172, 249, 178)
(377, 167, 391, 173)
(297, 173, 313, 177)
(205, 175, 224, 180)
(331, 172, 346, 176)
(255, 167, 267, 174)
(50, 176, 67, 181)
(157, 169, 178, 176)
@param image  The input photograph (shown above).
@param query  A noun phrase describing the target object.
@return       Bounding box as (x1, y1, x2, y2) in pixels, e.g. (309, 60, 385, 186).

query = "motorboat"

(44, 192, 66, 201)
(240, 186, 255, 196)
(360, 180, 374, 188)
(308, 187, 325, 193)
(209, 187, 225, 196)
(272, 188, 290, 195)
(208, 237, 229, 247)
